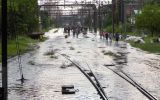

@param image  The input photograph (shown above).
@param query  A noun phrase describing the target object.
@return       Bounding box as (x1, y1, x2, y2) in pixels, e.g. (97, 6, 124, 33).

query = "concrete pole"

(112, 0, 115, 34)
(93, 8, 97, 33)
(98, 0, 102, 33)
(2, 0, 8, 99)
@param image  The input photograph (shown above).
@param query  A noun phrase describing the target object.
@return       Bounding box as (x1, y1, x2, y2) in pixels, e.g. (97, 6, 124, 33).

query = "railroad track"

(59, 53, 109, 100)
(58, 52, 157, 100)
(104, 66, 157, 100)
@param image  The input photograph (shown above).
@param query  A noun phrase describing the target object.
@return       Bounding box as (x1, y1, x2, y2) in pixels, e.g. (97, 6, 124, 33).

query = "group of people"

(64, 25, 88, 38)
(100, 31, 120, 43)
(64, 25, 121, 44)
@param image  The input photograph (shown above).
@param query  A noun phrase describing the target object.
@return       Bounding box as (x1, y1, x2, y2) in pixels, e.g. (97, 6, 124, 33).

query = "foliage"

(130, 36, 160, 53)
(0, 35, 38, 62)
(40, 11, 54, 30)
(104, 24, 123, 33)
(102, 14, 112, 29)
(135, 4, 160, 35)
(7, 0, 39, 37)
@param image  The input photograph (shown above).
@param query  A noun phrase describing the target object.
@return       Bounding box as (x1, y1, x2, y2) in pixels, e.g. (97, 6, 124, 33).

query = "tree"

(7, 0, 39, 37)
(40, 11, 54, 30)
(136, 4, 160, 36)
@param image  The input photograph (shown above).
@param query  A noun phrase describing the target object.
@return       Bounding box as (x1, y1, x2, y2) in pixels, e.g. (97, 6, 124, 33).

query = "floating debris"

(98, 46, 106, 48)
(67, 63, 74, 67)
(60, 63, 66, 69)
(102, 50, 120, 57)
(69, 46, 75, 50)
(66, 41, 71, 44)
(50, 55, 58, 59)
(104, 64, 115, 66)
(61, 85, 76, 94)
(44, 50, 55, 56)
(77, 51, 81, 53)
(53, 30, 58, 33)
(28, 61, 36, 65)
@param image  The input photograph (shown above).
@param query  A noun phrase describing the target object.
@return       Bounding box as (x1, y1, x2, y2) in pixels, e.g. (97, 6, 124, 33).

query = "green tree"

(7, 0, 39, 37)
(40, 11, 54, 30)
(136, 4, 160, 36)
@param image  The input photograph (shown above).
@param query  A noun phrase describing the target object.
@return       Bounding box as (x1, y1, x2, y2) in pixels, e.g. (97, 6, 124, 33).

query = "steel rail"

(59, 53, 109, 100)
(105, 67, 157, 100)
(85, 62, 109, 99)
(120, 70, 157, 100)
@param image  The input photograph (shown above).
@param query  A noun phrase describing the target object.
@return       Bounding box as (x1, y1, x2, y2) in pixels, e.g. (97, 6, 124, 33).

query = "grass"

(41, 26, 55, 32)
(102, 50, 120, 57)
(129, 36, 160, 53)
(44, 50, 55, 56)
(39, 36, 48, 42)
(0, 35, 39, 62)
(50, 55, 58, 59)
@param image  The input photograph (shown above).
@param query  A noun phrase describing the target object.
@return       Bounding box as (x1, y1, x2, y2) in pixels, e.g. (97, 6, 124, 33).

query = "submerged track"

(59, 53, 109, 100)
(104, 66, 157, 100)
(57, 52, 157, 100)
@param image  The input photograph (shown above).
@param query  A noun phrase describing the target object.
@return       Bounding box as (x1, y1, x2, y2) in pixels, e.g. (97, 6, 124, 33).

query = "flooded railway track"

(104, 66, 157, 100)
(56, 50, 158, 100)
(59, 53, 109, 100)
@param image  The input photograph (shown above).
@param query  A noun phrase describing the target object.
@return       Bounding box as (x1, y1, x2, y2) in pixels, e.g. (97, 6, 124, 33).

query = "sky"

(38, 0, 112, 5)
(38, 0, 112, 12)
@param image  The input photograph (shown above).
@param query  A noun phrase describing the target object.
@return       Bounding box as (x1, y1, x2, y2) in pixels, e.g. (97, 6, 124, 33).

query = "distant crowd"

(99, 31, 121, 43)
(64, 25, 87, 38)
(63, 25, 125, 44)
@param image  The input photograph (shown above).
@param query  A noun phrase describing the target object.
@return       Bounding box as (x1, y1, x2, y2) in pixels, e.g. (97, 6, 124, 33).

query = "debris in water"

(50, 55, 58, 59)
(98, 47, 105, 48)
(66, 41, 71, 44)
(60, 63, 66, 69)
(67, 63, 74, 67)
(102, 50, 120, 57)
(44, 50, 55, 56)
(62, 85, 76, 94)
(92, 39, 95, 41)
(104, 64, 115, 66)
(28, 61, 36, 65)
(77, 51, 81, 53)
(69, 46, 75, 50)
(53, 30, 58, 33)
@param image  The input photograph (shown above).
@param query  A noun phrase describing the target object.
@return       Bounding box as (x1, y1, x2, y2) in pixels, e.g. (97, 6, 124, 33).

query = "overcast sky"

(38, 0, 112, 11)
(38, 0, 112, 5)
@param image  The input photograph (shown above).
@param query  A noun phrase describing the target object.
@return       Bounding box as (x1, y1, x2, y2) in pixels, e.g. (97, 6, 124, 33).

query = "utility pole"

(1, 0, 8, 99)
(98, 0, 102, 34)
(89, 9, 91, 30)
(93, 7, 97, 33)
(112, 0, 115, 35)
(64, 0, 65, 8)
(120, 0, 125, 33)
(121, 0, 124, 24)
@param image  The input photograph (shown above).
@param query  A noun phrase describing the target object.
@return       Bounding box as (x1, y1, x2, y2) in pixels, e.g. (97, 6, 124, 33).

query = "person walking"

(73, 26, 76, 37)
(109, 33, 113, 43)
(68, 26, 71, 36)
(76, 27, 80, 38)
(115, 33, 120, 45)
(105, 32, 109, 42)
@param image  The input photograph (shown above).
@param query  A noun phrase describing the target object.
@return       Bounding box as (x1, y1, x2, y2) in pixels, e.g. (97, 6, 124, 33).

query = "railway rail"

(104, 66, 157, 100)
(59, 53, 109, 100)
(57, 52, 157, 100)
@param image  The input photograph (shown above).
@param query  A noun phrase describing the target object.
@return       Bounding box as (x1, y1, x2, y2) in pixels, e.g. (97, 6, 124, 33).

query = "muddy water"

(1, 28, 160, 100)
